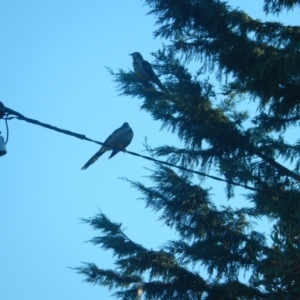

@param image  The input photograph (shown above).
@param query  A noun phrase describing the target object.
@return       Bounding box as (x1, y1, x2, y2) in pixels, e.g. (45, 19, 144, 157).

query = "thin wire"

(4, 114, 9, 144)
(3, 105, 297, 203)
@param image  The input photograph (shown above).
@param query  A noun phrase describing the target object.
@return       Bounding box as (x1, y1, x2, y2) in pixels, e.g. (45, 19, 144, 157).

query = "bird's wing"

(103, 126, 127, 148)
(81, 124, 132, 169)
(142, 60, 168, 92)
(142, 60, 157, 80)
(81, 126, 124, 170)
(108, 126, 133, 159)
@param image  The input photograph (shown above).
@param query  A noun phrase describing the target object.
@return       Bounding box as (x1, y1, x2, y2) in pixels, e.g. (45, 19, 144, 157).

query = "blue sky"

(0, 1, 299, 299)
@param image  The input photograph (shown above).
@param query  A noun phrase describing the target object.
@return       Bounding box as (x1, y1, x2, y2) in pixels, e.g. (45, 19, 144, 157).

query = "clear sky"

(0, 1, 298, 299)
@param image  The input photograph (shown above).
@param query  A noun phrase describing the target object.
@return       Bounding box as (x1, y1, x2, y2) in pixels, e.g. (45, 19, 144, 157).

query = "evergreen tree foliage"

(74, 0, 300, 298)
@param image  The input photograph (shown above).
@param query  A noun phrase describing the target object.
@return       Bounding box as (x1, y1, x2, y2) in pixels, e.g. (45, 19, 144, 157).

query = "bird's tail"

(81, 150, 104, 170)
(155, 78, 168, 93)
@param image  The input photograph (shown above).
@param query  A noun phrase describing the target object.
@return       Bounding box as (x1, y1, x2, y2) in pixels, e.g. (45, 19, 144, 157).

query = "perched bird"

(81, 122, 134, 170)
(129, 52, 167, 92)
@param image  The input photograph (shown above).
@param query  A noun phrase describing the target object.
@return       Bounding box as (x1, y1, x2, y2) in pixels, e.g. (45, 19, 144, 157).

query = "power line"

(1, 104, 296, 202)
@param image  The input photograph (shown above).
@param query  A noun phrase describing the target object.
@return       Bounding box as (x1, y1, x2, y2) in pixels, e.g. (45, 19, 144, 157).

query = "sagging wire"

(1, 103, 298, 203)
(4, 114, 9, 144)
(0, 101, 9, 145)
(0, 102, 8, 155)
(0, 111, 16, 145)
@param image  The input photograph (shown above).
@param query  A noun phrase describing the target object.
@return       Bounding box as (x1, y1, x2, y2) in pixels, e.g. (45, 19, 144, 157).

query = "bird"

(129, 52, 167, 92)
(81, 122, 134, 170)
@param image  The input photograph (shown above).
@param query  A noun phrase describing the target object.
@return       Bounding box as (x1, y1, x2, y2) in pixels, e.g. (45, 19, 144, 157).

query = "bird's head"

(122, 122, 130, 128)
(129, 52, 143, 61)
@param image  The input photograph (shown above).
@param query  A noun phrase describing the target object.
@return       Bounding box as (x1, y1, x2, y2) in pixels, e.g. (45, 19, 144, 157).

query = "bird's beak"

(129, 53, 133, 56)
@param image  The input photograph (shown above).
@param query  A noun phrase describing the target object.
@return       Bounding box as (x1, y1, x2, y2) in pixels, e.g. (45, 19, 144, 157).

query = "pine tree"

(74, 0, 300, 298)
